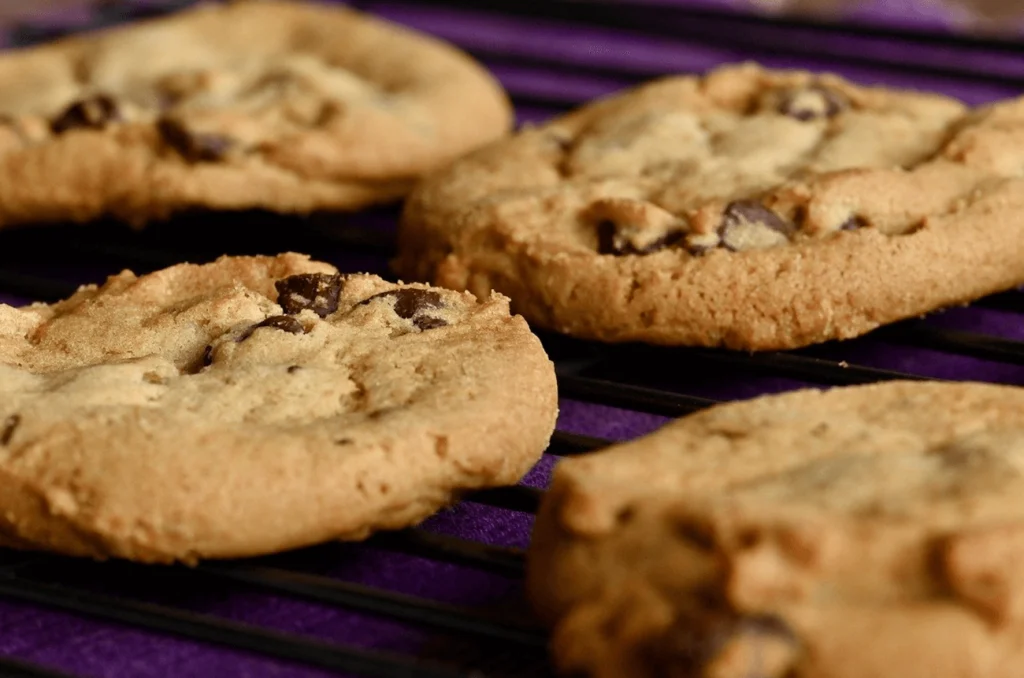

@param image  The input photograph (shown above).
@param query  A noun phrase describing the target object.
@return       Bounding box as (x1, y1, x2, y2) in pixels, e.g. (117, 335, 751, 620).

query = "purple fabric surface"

(564, 0, 1024, 36)
(0, 2, 1023, 678)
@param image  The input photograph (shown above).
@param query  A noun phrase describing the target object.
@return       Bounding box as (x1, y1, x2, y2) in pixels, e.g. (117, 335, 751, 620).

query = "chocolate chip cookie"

(0, 253, 557, 563)
(397, 63, 1024, 350)
(0, 0, 512, 228)
(528, 381, 1024, 678)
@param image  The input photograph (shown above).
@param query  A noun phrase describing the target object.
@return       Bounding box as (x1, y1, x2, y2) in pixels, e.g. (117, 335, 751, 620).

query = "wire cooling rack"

(0, 2, 1023, 677)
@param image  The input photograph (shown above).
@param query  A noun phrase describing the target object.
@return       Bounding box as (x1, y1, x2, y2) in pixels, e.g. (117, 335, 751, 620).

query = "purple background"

(0, 2, 1023, 677)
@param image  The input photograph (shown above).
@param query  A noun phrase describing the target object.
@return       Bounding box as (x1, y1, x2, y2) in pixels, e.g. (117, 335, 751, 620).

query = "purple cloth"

(1, 2, 1023, 677)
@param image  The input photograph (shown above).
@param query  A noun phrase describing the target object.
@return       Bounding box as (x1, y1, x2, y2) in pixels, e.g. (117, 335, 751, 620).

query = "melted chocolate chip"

(51, 95, 121, 134)
(287, 365, 302, 374)
(157, 117, 233, 162)
(1, 414, 20, 446)
(718, 201, 794, 251)
(778, 84, 849, 121)
(237, 315, 306, 341)
(360, 289, 447, 331)
(275, 273, 344, 318)
(597, 220, 687, 256)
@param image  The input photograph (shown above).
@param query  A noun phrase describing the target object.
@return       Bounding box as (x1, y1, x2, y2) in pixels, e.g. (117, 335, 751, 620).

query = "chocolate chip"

(839, 215, 866, 231)
(676, 521, 716, 551)
(157, 117, 233, 162)
(778, 84, 849, 121)
(413, 316, 448, 331)
(663, 606, 797, 675)
(237, 315, 306, 341)
(255, 315, 305, 334)
(597, 220, 687, 256)
(362, 289, 441, 319)
(275, 273, 344, 318)
(718, 201, 794, 252)
(202, 345, 213, 367)
(51, 95, 121, 134)
(1, 414, 20, 446)
(359, 289, 447, 331)
(287, 365, 302, 374)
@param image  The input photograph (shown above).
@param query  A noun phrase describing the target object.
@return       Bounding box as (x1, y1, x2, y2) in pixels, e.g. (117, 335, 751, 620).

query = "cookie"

(397, 62, 1024, 351)
(0, 253, 557, 563)
(528, 381, 1024, 678)
(0, 0, 512, 228)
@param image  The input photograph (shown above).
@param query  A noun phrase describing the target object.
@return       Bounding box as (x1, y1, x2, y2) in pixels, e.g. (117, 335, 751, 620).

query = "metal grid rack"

(1, 1, 1023, 676)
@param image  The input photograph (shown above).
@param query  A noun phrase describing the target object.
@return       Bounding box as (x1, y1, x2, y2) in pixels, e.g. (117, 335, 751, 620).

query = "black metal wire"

(464, 486, 543, 514)
(365, 532, 526, 578)
(0, 657, 80, 678)
(974, 290, 1024, 314)
(557, 373, 719, 417)
(875, 321, 1024, 366)
(546, 431, 611, 456)
(0, 575, 471, 678)
(685, 348, 934, 385)
(197, 563, 548, 647)
(362, 0, 1024, 88)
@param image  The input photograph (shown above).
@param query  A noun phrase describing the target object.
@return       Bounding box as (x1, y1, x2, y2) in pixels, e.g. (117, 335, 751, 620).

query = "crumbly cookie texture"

(0, 0, 512, 228)
(0, 253, 556, 563)
(397, 62, 1024, 351)
(528, 381, 1024, 678)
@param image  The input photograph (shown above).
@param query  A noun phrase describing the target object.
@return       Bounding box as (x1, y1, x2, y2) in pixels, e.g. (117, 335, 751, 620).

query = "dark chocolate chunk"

(237, 315, 306, 341)
(359, 289, 447, 331)
(157, 117, 234, 162)
(597, 220, 687, 256)
(50, 94, 121, 134)
(390, 289, 442, 319)
(778, 84, 849, 121)
(275, 273, 344, 318)
(1, 414, 20, 445)
(718, 201, 794, 251)
(362, 289, 441, 319)
(287, 365, 302, 374)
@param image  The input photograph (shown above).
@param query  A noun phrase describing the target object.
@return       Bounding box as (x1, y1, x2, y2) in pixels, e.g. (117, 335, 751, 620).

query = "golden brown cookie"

(397, 62, 1024, 350)
(0, 0, 512, 227)
(528, 381, 1024, 678)
(0, 253, 557, 563)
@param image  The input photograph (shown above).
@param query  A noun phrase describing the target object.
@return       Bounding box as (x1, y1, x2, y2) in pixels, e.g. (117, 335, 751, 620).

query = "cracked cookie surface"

(397, 62, 1024, 350)
(0, 0, 512, 228)
(528, 381, 1024, 678)
(0, 253, 557, 562)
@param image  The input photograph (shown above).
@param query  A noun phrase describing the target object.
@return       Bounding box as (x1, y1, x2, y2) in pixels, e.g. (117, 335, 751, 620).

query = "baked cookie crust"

(0, 0, 512, 227)
(0, 253, 556, 563)
(397, 63, 1024, 350)
(529, 381, 1024, 677)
